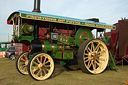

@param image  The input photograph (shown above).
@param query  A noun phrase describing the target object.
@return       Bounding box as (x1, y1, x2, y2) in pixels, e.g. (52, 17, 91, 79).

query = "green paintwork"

(0, 42, 11, 52)
(52, 44, 60, 54)
(75, 28, 93, 47)
(0, 48, 7, 51)
(54, 51, 62, 59)
(12, 23, 34, 43)
(19, 23, 34, 35)
(19, 36, 34, 43)
(21, 23, 34, 34)
(44, 41, 51, 53)
(53, 50, 73, 60)
(109, 51, 118, 72)
(43, 40, 60, 54)
(58, 36, 76, 45)
(63, 51, 73, 59)
(104, 35, 111, 45)
(59, 61, 67, 66)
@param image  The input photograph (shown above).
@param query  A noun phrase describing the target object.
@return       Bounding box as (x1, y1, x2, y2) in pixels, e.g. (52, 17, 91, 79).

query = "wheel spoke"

(45, 68, 49, 72)
(91, 42, 95, 52)
(94, 61, 96, 70)
(84, 53, 89, 56)
(87, 60, 91, 67)
(32, 66, 38, 69)
(92, 61, 96, 71)
(99, 57, 106, 61)
(84, 58, 92, 63)
(84, 57, 88, 60)
(21, 58, 25, 61)
(36, 58, 41, 64)
(45, 65, 51, 67)
(40, 71, 43, 77)
(43, 57, 46, 64)
(19, 61, 25, 64)
(98, 49, 105, 54)
(45, 60, 50, 64)
(23, 66, 26, 71)
(88, 47, 92, 52)
(43, 69, 46, 75)
(97, 54, 103, 57)
(33, 61, 38, 65)
(95, 60, 101, 68)
(20, 65, 25, 69)
(36, 69, 41, 76)
(88, 60, 93, 68)
(95, 43, 100, 51)
(24, 55, 28, 60)
(33, 67, 39, 73)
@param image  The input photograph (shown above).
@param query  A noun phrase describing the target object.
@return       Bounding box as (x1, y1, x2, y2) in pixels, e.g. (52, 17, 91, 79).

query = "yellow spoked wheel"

(28, 53, 54, 81)
(78, 39, 109, 74)
(16, 51, 29, 75)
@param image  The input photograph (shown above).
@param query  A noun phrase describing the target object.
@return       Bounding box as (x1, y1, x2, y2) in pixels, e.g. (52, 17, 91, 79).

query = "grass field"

(0, 58, 128, 85)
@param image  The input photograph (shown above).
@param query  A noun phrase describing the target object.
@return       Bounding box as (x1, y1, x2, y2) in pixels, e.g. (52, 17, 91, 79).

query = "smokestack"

(32, 0, 41, 13)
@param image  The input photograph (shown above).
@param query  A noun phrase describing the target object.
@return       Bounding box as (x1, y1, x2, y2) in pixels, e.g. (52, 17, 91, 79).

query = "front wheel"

(28, 53, 54, 81)
(16, 51, 29, 75)
(78, 39, 109, 74)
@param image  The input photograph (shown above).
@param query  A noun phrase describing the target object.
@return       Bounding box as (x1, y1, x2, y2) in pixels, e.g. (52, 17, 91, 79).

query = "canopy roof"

(7, 10, 116, 30)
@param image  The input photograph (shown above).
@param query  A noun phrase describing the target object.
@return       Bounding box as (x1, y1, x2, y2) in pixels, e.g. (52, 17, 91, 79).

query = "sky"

(0, 0, 128, 42)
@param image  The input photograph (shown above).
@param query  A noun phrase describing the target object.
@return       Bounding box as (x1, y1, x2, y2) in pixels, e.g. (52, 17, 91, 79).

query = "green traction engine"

(7, 0, 116, 81)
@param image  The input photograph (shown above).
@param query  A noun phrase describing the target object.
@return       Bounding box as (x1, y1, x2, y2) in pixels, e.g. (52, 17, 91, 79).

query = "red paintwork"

(7, 20, 12, 25)
(15, 43, 28, 58)
(106, 23, 128, 58)
(111, 23, 118, 51)
(39, 27, 47, 39)
(39, 27, 74, 39)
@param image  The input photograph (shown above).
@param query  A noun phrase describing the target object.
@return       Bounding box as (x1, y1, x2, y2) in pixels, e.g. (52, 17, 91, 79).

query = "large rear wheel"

(28, 53, 54, 81)
(78, 39, 109, 74)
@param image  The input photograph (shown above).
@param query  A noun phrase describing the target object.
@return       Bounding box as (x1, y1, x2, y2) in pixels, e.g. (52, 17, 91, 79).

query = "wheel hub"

(90, 52, 99, 60)
(38, 64, 42, 68)
(38, 63, 46, 69)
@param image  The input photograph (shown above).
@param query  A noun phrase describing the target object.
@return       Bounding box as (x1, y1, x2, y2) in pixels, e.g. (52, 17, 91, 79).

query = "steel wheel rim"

(83, 40, 109, 74)
(18, 52, 29, 75)
(30, 53, 54, 80)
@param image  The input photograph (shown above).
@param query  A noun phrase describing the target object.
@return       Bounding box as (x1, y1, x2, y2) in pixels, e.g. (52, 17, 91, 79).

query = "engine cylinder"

(29, 40, 70, 54)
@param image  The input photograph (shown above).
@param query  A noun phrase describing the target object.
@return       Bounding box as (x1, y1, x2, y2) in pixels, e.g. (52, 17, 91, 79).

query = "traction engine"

(7, 0, 116, 81)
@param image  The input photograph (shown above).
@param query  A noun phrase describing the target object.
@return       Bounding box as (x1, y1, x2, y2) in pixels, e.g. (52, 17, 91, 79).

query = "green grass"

(0, 58, 128, 85)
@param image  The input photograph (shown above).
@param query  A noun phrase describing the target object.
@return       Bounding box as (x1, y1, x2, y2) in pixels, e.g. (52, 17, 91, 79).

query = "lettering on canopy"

(21, 13, 115, 30)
